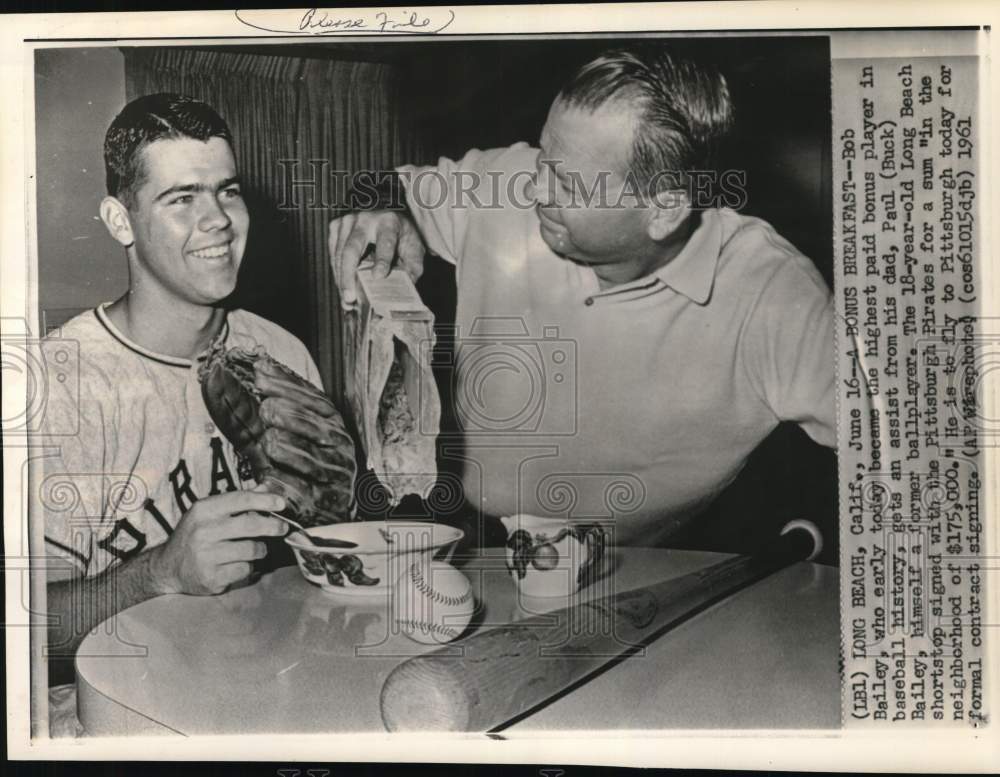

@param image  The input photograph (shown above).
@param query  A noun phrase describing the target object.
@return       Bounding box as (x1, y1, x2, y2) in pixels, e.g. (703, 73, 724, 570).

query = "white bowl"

(285, 521, 463, 598)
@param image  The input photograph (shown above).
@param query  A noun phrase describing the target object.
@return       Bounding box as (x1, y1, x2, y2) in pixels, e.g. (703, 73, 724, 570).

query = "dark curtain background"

(122, 47, 423, 401)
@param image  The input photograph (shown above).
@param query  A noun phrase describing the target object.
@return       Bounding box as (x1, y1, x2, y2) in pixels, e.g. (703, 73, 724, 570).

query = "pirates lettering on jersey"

(142, 498, 173, 536)
(209, 436, 238, 495)
(170, 460, 199, 514)
(97, 517, 147, 560)
(99, 436, 245, 565)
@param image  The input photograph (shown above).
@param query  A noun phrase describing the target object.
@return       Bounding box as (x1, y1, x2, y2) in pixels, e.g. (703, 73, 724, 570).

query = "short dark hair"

(104, 93, 233, 209)
(556, 46, 733, 194)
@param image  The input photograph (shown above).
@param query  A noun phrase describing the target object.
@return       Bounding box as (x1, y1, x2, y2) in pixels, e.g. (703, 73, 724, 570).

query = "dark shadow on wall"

(667, 423, 840, 567)
(226, 189, 309, 340)
(396, 35, 833, 284)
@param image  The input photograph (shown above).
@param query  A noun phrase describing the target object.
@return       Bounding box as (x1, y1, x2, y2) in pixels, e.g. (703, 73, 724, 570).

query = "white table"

(76, 548, 839, 734)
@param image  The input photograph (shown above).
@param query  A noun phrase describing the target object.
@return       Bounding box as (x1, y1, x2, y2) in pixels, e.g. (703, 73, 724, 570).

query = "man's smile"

(189, 242, 233, 261)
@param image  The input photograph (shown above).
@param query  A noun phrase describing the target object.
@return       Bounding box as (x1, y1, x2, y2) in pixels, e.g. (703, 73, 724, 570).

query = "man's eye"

(222, 187, 242, 199)
(170, 195, 193, 205)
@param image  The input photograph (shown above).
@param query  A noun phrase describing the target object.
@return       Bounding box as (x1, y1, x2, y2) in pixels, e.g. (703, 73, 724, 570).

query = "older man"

(331, 46, 835, 546)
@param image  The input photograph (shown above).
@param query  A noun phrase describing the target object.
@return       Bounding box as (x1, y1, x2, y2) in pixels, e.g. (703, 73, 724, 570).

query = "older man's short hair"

(557, 46, 734, 194)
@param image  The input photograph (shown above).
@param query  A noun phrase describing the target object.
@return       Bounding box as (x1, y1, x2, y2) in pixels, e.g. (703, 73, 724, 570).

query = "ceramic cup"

(501, 514, 607, 598)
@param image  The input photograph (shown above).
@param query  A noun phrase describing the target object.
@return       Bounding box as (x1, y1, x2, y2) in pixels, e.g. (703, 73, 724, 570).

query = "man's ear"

(99, 196, 135, 247)
(646, 188, 691, 242)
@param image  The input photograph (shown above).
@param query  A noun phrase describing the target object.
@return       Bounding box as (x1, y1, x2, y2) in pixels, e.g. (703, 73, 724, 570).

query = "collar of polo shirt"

(650, 209, 724, 305)
(586, 209, 724, 305)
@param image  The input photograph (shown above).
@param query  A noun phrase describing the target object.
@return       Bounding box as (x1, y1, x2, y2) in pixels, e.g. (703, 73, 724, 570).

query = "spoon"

(267, 512, 358, 549)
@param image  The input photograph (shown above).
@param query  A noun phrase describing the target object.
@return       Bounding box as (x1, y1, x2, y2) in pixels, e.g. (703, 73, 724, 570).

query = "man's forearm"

(47, 546, 166, 660)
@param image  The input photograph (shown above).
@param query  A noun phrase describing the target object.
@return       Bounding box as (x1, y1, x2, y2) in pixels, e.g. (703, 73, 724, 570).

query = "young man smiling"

(37, 94, 339, 734)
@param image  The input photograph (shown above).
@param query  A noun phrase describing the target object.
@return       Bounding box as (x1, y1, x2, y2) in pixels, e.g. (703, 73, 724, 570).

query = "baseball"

(392, 561, 474, 645)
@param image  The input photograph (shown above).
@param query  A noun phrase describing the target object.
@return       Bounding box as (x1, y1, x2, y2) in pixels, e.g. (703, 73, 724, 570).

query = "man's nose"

(529, 165, 556, 207)
(199, 196, 232, 232)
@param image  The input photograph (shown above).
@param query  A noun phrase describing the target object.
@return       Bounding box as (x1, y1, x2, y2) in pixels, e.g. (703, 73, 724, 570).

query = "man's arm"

(330, 145, 533, 308)
(740, 258, 837, 448)
(47, 547, 165, 660)
(46, 490, 286, 660)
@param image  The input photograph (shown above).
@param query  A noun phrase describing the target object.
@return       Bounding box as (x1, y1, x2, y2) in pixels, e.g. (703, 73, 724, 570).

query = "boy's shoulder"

(46, 306, 318, 385)
(49, 307, 105, 342)
(45, 307, 125, 379)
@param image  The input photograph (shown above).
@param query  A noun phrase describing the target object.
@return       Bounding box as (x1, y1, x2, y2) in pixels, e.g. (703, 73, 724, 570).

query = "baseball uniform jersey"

(36, 304, 322, 579)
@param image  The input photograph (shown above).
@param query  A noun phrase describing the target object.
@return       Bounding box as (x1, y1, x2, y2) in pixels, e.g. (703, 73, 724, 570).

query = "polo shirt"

(399, 143, 835, 545)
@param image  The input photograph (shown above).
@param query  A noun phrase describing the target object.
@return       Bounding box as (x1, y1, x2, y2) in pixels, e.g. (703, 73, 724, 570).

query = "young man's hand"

(149, 491, 287, 596)
(329, 210, 426, 309)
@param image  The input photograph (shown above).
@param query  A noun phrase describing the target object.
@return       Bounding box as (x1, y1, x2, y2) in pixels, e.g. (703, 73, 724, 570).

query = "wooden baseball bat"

(380, 521, 820, 732)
